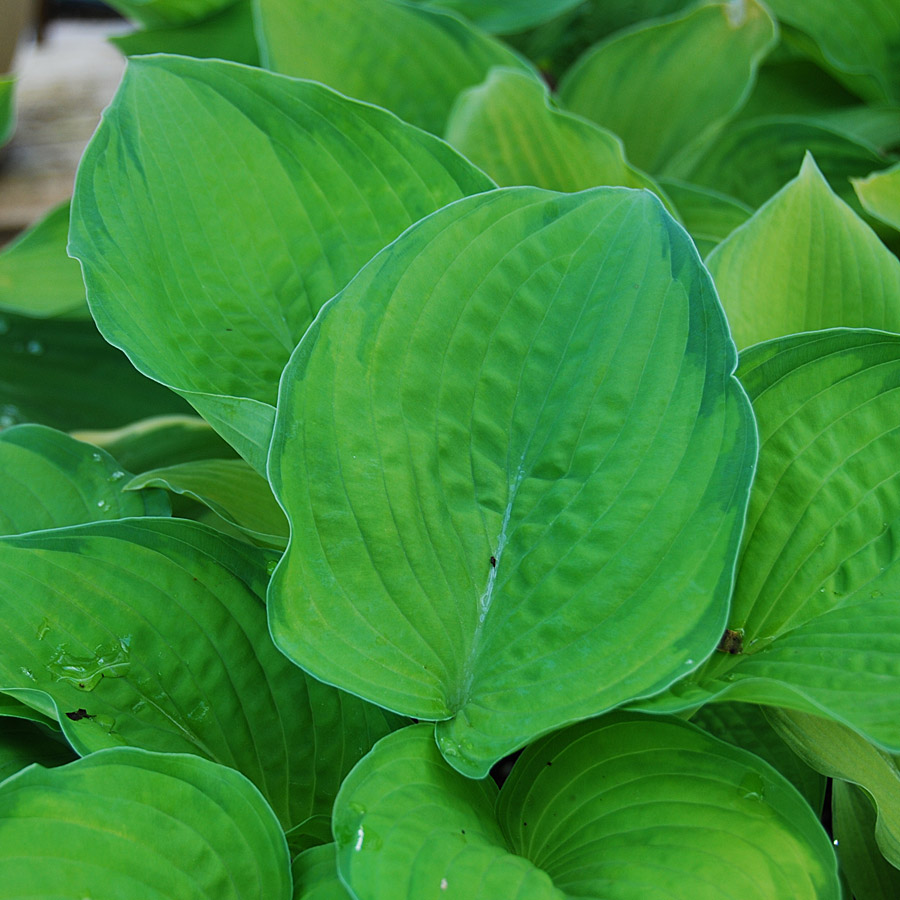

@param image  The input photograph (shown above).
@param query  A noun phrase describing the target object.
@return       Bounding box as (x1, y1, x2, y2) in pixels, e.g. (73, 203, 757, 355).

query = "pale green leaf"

(126, 458, 288, 549)
(0, 518, 401, 836)
(766, 708, 900, 870)
(268, 186, 756, 777)
(110, 0, 260, 65)
(333, 717, 840, 900)
(0, 311, 189, 431)
(706, 154, 900, 348)
(764, 0, 900, 103)
(254, 0, 533, 136)
(0, 202, 88, 319)
(558, 0, 778, 174)
(854, 161, 900, 232)
(832, 780, 900, 900)
(0, 424, 169, 535)
(0, 747, 292, 898)
(658, 178, 753, 257)
(446, 67, 675, 211)
(641, 330, 900, 753)
(69, 54, 493, 471)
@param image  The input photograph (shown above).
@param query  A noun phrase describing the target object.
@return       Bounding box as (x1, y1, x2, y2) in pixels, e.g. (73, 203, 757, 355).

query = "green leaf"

(268, 186, 756, 777)
(764, 0, 900, 103)
(557, 0, 778, 174)
(0, 311, 190, 432)
(0, 75, 14, 147)
(706, 154, 900, 348)
(0, 718, 75, 783)
(0, 424, 169, 536)
(680, 115, 890, 210)
(254, 0, 534, 135)
(110, 0, 260, 65)
(854, 161, 900, 231)
(72, 414, 238, 474)
(445, 67, 675, 210)
(69, 54, 494, 472)
(417, 0, 583, 34)
(293, 845, 352, 900)
(0, 696, 60, 731)
(333, 717, 840, 900)
(0, 201, 87, 319)
(125, 458, 288, 549)
(642, 329, 900, 752)
(690, 702, 826, 814)
(0, 747, 291, 898)
(832, 780, 900, 900)
(766, 708, 900, 870)
(658, 177, 753, 257)
(0, 518, 401, 836)
(104, 0, 236, 28)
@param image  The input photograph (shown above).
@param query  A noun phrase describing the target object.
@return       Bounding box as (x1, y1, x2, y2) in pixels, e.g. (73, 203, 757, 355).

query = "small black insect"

(490, 556, 497, 568)
(65, 708, 94, 721)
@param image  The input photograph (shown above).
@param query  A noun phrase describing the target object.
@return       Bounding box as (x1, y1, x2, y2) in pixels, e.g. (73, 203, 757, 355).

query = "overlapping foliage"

(2, 0, 900, 897)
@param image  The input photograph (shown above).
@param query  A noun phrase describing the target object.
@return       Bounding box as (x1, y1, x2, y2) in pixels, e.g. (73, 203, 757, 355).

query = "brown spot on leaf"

(717, 628, 744, 654)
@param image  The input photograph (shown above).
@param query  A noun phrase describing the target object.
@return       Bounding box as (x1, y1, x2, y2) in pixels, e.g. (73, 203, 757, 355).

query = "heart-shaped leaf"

(69, 54, 494, 472)
(706, 154, 900, 348)
(253, 0, 533, 135)
(557, 0, 777, 174)
(0, 201, 87, 319)
(333, 717, 840, 899)
(0, 424, 170, 536)
(268, 185, 756, 776)
(641, 329, 900, 752)
(0, 518, 401, 838)
(446, 67, 673, 207)
(0, 747, 291, 898)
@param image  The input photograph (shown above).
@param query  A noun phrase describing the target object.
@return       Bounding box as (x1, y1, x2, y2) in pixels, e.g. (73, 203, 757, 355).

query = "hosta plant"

(3, 1, 900, 898)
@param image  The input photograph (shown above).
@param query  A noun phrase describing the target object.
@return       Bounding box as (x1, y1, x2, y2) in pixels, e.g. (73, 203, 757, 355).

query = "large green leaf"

(104, 0, 236, 27)
(333, 717, 840, 899)
(0, 202, 87, 319)
(766, 708, 900, 869)
(445, 67, 674, 208)
(832, 780, 900, 900)
(0, 747, 291, 898)
(680, 115, 890, 210)
(417, 0, 583, 34)
(640, 330, 900, 752)
(0, 518, 400, 837)
(125, 458, 288, 548)
(557, 0, 777, 174)
(69, 54, 493, 472)
(293, 845, 352, 900)
(0, 311, 189, 432)
(0, 424, 169, 536)
(764, 0, 900, 103)
(110, 0, 259, 65)
(268, 186, 756, 777)
(254, 0, 533, 136)
(0, 718, 75, 783)
(706, 154, 900, 348)
(854, 161, 900, 232)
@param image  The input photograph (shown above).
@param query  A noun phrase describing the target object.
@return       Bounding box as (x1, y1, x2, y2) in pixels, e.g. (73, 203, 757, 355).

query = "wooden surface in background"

(0, 19, 127, 241)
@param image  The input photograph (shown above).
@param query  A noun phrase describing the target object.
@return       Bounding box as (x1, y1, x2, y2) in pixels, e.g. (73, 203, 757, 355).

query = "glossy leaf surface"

(558, 0, 777, 173)
(333, 717, 840, 899)
(643, 330, 900, 753)
(269, 186, 756, 776)
(0, 424, 169, 536)
(0, 747, 292, 898)
(70, 54, 493, 471)
(0, 518, 400, 836)
(254, 0, 532, 135)
(707, 154, 900, 348)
